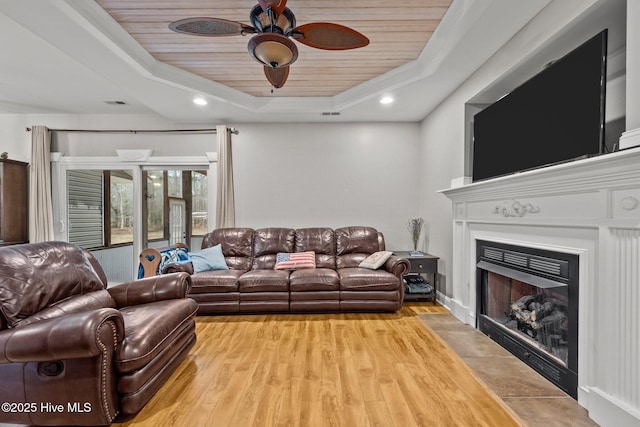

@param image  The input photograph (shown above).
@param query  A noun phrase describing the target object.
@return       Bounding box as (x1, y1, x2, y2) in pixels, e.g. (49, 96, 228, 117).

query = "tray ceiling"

(95, 0, 452, 97)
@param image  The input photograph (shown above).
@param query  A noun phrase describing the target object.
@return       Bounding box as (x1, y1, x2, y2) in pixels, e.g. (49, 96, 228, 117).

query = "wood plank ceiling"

(96, 0, 452, 97)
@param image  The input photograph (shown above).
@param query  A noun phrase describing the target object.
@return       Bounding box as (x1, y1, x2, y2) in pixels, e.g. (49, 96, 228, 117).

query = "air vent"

(504, 252, 528, 267)
(479, 241, 572, 282)
(529, 258, 564, 276)
(321, 112, 340, 116)
(104, 100, 127, 105)
(483, 248, 503, 261)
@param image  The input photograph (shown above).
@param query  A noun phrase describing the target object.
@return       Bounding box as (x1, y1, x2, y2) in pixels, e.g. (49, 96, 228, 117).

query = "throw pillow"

(274, 251, 316, 270)
(190, 244, 229, 273)
(359, 251, 393, 269)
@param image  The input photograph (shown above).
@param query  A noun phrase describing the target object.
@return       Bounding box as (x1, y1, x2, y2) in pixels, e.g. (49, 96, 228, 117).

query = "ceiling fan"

(168, 0, 369, 90)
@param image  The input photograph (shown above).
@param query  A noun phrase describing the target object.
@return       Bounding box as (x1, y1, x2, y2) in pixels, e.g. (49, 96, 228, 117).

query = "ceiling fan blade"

(264, 65, 290, 89)
(258, 0, 287, 15)
(292, 23, 369, 50)
(169, 17, 255, 36)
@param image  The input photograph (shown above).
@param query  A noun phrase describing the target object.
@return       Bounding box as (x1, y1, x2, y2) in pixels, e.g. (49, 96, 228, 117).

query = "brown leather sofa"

(0, 241, 198, 426)
(170, 226, 409, 314)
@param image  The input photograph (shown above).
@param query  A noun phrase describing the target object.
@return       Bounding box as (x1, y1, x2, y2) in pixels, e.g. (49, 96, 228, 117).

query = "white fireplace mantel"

(440, 147, 640, 427)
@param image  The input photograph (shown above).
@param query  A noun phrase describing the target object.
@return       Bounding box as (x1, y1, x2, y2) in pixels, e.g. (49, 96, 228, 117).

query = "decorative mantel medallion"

(620, 196, 639, 211)
(493, 199, 541, 217)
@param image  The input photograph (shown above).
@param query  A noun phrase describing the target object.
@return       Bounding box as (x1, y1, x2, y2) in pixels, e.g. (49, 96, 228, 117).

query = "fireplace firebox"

(476, 240, 579, 398)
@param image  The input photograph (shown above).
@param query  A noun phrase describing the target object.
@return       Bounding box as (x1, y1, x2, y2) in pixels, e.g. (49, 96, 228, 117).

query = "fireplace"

(476, 240, 579, 398)
(441, 149, 640, 424)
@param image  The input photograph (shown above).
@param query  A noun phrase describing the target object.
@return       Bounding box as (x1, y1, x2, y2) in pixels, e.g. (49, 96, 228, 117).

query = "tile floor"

(419, 312, 599, 427)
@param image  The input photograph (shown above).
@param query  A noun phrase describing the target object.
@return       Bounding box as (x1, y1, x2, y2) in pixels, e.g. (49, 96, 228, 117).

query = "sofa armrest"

(108, 272, 192, 308)
(161, 260, 194, 275)
(0, 308, 124, 364)
(384, 255, 410, 279)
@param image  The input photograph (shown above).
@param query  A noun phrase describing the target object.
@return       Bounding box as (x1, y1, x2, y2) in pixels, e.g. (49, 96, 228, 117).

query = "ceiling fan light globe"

(248, 33, 298, 68)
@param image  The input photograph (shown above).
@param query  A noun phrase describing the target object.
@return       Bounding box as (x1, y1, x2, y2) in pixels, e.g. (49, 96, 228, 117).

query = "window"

(167, 170, 182, 198)
(109, 171, 134, 245)
(67, 170, 133, 249)
(191, 171, 208, 235)
(67, 167, 208, 250)
(146, 171, 164, 241)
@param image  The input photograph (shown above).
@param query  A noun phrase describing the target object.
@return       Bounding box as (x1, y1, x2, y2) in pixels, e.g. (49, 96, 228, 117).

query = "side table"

(395, 251, 439, 303)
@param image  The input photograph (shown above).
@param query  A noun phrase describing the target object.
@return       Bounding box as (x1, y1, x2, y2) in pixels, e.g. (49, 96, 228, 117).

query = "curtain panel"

(29, 125, 55, 242)
(215, 125, 236, 228)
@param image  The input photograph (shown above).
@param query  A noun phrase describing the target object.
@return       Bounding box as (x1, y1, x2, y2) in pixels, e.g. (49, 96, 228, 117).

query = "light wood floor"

(115, 303, 521, 427)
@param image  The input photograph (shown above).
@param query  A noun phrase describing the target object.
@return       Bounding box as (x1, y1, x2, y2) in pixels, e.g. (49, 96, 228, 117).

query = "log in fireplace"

(476, 240, 579, 398)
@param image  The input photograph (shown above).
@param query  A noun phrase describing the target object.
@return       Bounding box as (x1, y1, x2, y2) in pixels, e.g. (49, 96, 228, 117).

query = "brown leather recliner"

(0, 241, 198, 426)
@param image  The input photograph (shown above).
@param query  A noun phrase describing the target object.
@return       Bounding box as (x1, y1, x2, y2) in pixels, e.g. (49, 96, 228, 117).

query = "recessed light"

(380, 96, 394, 105)
(193, 97, 207, 106)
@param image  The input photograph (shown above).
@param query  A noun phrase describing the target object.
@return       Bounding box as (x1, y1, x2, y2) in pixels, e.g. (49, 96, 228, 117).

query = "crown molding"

(54, 0, 550, 118)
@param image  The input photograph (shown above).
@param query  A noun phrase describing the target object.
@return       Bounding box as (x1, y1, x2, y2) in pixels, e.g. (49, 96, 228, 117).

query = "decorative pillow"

(359, 251, 393, 270)
(274, 251, 316, 270)
(190, 244, 229, 273)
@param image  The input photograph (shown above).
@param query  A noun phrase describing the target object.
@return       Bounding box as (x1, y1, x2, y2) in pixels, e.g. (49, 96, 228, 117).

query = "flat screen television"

(472, 30, 608, 182)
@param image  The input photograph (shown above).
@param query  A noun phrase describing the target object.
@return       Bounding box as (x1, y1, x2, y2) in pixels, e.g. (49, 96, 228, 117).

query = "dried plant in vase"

(406, 218, 425, 251)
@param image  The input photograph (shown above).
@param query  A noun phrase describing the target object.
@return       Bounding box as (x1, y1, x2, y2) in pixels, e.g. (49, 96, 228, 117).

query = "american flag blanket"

(274, 251, 316, 270)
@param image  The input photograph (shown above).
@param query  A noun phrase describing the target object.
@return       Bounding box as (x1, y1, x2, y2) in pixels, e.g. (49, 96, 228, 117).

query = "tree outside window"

(109, 172, 133, 245)
(191, 171, 207, 235)
(146, 171, 164, 241)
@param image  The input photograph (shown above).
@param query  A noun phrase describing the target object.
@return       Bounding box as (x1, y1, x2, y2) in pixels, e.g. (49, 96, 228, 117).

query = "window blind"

(67, 170, 104, 249)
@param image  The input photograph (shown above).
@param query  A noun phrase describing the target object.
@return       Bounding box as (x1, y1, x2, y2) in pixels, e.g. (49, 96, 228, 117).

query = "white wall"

(232, 122, 421, 250)
(417, 0, 621, 298)
(418, 98, 465, 296)
(0, 115, 421, 251)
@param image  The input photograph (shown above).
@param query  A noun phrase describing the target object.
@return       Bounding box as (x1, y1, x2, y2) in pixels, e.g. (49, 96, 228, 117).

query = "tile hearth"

(419, 312, 597, 427)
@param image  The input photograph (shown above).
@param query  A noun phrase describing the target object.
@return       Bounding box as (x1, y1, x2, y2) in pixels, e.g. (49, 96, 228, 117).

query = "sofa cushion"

(239, 270, 290, 292)
(274, 251, 316, 270)
(202, 228, 254, 270)
(338, 267, 399, 291)
(115, 298, 198, 374)
(190, 244, 228, 273)
(335, 227, 381, 268)
(290, 268, 340, 291)
(0, 242, 106, 327)
(252, 228, 295, 269)
(336, 227, 380, 255)
(190, 269, 244, 293)
(295, 228, 336, 269)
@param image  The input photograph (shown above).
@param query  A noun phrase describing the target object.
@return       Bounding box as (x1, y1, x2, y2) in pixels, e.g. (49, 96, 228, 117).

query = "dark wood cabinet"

(0, 159, 28, 245)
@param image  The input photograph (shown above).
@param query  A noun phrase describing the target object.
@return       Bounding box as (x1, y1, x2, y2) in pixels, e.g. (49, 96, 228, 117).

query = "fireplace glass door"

(476, 240, 578, 398)
(483, 271, 569, 366)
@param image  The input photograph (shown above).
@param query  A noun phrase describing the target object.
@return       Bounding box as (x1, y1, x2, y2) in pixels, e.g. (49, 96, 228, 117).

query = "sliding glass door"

(53, 158, 213, 284)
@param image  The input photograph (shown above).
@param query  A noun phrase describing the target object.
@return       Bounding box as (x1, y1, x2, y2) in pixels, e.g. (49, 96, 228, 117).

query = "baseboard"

(435, 290, 450, 309)
(448, 297, 474, 325)
(588, 387, 640, 427)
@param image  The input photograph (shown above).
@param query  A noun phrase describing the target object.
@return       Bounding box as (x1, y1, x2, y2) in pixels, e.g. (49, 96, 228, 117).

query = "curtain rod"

(25, 127, 238, 135)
